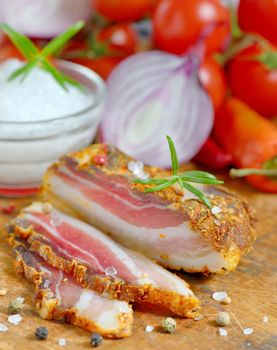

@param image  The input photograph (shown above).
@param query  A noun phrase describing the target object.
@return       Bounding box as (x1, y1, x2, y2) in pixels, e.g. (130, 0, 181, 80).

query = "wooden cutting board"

(0, 178, 276, 350)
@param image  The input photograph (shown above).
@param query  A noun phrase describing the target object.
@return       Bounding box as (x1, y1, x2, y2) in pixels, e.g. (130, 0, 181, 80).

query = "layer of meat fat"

(47, 175, 229, 273)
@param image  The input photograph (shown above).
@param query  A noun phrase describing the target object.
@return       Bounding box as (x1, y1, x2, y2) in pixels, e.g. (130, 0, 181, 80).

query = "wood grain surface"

(0, 178, 276, 350)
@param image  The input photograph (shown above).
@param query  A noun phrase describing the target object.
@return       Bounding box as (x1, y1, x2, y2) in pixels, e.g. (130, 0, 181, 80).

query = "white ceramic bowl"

(0, 60, 106, 197)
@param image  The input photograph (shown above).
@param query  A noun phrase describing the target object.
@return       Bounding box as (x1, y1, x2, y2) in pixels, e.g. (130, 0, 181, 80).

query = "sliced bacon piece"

(6, 202, 199, 318)
(42, 144, 256, 274)
(10, 240, 133, 338)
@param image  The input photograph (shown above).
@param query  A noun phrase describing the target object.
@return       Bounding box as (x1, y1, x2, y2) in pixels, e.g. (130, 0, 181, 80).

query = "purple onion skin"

(101, 50, 214, 169)
(0, 0, 92, 38)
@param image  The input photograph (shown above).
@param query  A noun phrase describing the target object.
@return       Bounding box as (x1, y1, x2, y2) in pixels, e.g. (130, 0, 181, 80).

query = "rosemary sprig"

(0, 21, 85, 91)
(134, 136, 224, 209)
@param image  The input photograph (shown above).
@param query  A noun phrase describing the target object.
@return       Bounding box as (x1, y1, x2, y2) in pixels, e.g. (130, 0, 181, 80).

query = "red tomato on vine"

(153, 0, 230, 55)
(238, 0, 277, 46)
(94, 0, 154, 21)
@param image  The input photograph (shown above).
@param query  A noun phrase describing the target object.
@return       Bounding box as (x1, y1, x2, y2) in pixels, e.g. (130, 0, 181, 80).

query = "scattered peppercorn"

(216, 312, 230, 326)
(90, 333, 103, 347)
(8, 299, 23, 314)
(161, 317, 177, 333)
(35, 327, 48, 340)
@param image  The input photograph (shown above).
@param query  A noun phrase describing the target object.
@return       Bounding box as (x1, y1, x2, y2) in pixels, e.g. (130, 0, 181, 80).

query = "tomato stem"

(230, 168, 277, 178)
(215, 33, 273, 66)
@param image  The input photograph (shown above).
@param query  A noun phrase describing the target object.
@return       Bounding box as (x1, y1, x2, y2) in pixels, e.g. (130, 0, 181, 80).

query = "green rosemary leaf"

(134, 178, 169, 185)
(61, 73, 83, 90)
(1, 22, 84, 89)
(178, 177, 184, 191)
(8, 61, 37, 82)
(166, 135, 179, 175)
(181, 181, 212, 208)
(41, 60, 68, 91)
(181, 176, 224, 185)
(0, 23, 38, 61)
(144, 178, 177, 193)
(181, 170, 218, 180)
(41, 21, 85, 57)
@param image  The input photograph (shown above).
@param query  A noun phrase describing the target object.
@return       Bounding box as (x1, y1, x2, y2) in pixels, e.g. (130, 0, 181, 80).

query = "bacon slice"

(42, 144, 256, 274)
(6, 202, 199, 318)
(10, 240, 133, 338)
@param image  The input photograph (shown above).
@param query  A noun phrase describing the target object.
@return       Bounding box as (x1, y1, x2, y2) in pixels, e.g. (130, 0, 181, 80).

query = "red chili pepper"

(214, 98, 277, 193)
(193, 137, 233, 170)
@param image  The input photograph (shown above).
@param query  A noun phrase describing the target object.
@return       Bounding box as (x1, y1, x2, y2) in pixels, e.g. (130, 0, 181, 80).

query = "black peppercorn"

(90, 333, 103, 347)
(35, 326, 48, 340)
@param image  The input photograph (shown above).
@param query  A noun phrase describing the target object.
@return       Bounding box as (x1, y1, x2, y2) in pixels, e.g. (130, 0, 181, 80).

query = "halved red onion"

(0, 0, 91, 38)
(101, 51, 214, 168)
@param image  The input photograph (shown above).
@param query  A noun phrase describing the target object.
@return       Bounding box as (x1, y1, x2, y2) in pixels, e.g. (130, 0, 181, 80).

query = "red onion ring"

(101, 51, 214, 168)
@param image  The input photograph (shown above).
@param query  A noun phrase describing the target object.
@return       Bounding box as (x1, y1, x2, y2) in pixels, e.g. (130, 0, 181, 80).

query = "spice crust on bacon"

(5, 203, 200, 318)
(42, 144, 256, 274)
(10, 240, 133, 338)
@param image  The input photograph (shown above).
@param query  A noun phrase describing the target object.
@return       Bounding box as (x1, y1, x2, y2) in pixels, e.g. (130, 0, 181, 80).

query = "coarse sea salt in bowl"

(0, 58, 106, 197)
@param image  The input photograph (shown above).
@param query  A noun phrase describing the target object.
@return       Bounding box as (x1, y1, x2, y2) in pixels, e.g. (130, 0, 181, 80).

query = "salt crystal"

(0, 324, 8, 332)
(212, 206, 222, 214)
(58, 338, 67, 346)
(44, 280, 50, 288)
(138, 171, 149, 180)
(243, 328, 254, 335)
(128, 161, 143, 173)
(0, 59, 93, 123)
(16, 297, 24, 304)
(214, 219, 221, 226)
(50, 212, 62, 227)
(8, 314, 22, 325)
(212, 291, 228, 301)
(219, 328, 228, 336)
(104, 266, 117, 276)
(117, 302, 130, 313)
(262, 316, 268, 323)
(145, 325, 154, 333)
(194, 315, 203, 321)
(127, 161, 149, 179)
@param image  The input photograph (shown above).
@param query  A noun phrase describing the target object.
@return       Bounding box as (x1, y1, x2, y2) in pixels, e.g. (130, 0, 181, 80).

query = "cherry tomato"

(71, 56, 123, 80)
(227, 43, 277, 118)
(199, 57, 227, 111)
(238, 0, 277, 46)
(153, 0, 230, 55)
(98, 23, 138, 55)
(94, 0, 153, 21)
